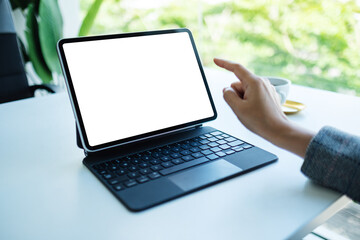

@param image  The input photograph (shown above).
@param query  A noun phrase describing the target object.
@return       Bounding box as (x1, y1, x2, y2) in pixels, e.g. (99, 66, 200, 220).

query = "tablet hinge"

(82, 124, 203, 157)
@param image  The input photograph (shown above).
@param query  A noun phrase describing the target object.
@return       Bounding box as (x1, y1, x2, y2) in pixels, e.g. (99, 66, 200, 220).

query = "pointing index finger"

(213, 58, 252, 81)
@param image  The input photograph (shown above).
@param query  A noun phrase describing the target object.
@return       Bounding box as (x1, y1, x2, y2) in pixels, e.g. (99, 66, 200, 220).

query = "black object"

(0, 0, 54, 104)
(58, 29, 218, 152)
(57, 29, 278, 211)
(84, 127, 277, 211)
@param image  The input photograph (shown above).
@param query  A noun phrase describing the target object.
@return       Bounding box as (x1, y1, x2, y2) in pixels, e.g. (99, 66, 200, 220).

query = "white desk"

(1, 68, 359, 240)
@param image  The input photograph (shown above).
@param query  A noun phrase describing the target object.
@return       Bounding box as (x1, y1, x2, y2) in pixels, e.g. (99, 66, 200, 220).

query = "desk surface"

(1, 68, 359, 240)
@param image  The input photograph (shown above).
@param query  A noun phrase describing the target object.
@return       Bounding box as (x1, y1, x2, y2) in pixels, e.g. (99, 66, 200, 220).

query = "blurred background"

(80, 0, 360, 95)
(8, 0, 360, 96)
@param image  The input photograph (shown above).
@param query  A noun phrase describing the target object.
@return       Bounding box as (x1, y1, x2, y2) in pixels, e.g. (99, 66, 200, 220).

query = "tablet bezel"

(57, 28, 217, 152)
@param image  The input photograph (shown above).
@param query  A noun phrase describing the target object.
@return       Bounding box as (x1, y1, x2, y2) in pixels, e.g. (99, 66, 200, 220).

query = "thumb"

(223, 87, 244, 114)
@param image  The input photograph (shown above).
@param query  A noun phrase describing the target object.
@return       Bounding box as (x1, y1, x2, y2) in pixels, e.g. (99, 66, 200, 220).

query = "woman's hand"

(214, 58, 315, 157)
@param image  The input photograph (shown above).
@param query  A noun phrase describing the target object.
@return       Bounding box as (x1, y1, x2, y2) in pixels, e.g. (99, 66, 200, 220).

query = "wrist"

(264, 120, 315, 158)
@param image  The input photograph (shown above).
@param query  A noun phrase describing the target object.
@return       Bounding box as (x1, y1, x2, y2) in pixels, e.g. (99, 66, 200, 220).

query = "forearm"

(263, 120, 315, 158)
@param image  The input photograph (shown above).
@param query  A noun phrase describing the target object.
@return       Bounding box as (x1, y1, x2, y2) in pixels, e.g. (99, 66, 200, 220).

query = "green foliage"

(78, 0, 104, 36)
(80, 0, 360, 95)
(38, 0, 63, 75)
(11, 0, 63, 83)
(25, 3, 52, 83)
(11, 0, 103, 84)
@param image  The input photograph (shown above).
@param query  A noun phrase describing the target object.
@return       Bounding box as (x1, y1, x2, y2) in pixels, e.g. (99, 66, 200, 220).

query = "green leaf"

(78, 0, 104, 36)
(38, 0, 63, 74)
(25, 3, 52, 83)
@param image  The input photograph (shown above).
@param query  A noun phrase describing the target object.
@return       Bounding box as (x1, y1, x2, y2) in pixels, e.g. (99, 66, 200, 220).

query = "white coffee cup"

(266, 77, 291, 105)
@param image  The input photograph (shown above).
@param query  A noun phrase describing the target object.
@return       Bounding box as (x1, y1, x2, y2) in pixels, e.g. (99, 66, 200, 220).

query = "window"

(80, 0, 360, 95)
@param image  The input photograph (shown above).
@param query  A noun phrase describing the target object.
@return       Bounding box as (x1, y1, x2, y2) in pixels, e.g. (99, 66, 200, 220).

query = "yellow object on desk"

(282, 100, 306, 115)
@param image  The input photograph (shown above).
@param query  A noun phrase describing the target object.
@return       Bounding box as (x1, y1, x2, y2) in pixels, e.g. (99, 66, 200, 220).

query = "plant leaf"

(38, 0, 63, 74)
(25, 3, 52, 83)
(78, 0, 104, 36)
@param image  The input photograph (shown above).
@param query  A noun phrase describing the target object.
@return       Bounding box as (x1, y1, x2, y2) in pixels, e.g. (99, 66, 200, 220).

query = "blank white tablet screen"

(63, 32, 215, 147)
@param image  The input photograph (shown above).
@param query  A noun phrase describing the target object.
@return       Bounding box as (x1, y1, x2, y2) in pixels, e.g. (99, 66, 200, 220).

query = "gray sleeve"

(301, 126, 360, 202)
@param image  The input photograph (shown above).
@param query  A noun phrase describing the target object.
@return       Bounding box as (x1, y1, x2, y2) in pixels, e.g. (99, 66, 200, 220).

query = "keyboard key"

(180, 144, 191, 150)
(98, 170, 107, 175)
(216, 136, 224, 139)
(205, 134, 212, 138)
(190, 142, 201, 147)
(222, 134, 229, 138)
(126, 155, 138, 161)
(142, 155, 152, 161)
(148, 172, 161, 179)
(182, 155, 194, 161)
(117, 169, 126, 175)
(243, 144, 252, 149)
(120, 162, 129, 168)
(162, 149, 171, 155)
(233, 146, 244, 152)
(192, 152, 204, 158)
(210, 147, 222, 152)
(161, 162, 174, 168)
(128, 172, 140, 178)
(172, 159, 184, 165)
(180, 150, 191, 156)
(229, 140, 244, 147)
(128, 166, 138, 172)
(171, 153, 182, 158)
(140, 169, 151, 175)
(139, 163, 149, 168)
(113, 184, 124, 191)
(150, 159, 161, 165)
(124, 180, 137, 188)
(137, 176, 149, 184)
(160, 157, 209, 176)
(199, 135, 207, 139)
(216, 152, 226, 157)
(103, 173, 115, 180)
(200, 139, 210, 144)
(208, 142, 219, 147)
(131, 159, 141, 164)
(108, 165, 118, 171)
(225, 137, 236, 142)
(210, 131, 222, 136)
(152, 152, 162, 158)
(151, 165, 163, 171)
(161, 156, 172, 162)
(219, 144, 231, 150)
(190, 147, 201, 153)
(225, 150, 235, 155)
(199, 145, 210, 150)
(201, 149, 213, 155)
(208, 137, 218, 142)
(207, 154, 219, 160)
(109, 179, 120, 185)
(170, 147, 181, 153)
(217, 140, 227, 145)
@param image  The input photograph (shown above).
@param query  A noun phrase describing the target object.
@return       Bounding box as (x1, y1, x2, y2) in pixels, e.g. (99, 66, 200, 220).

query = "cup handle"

(278, 92, 286, 105)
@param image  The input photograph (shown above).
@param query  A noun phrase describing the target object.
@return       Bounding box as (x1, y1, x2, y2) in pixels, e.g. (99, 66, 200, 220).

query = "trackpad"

(168, 159, 242, 191)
